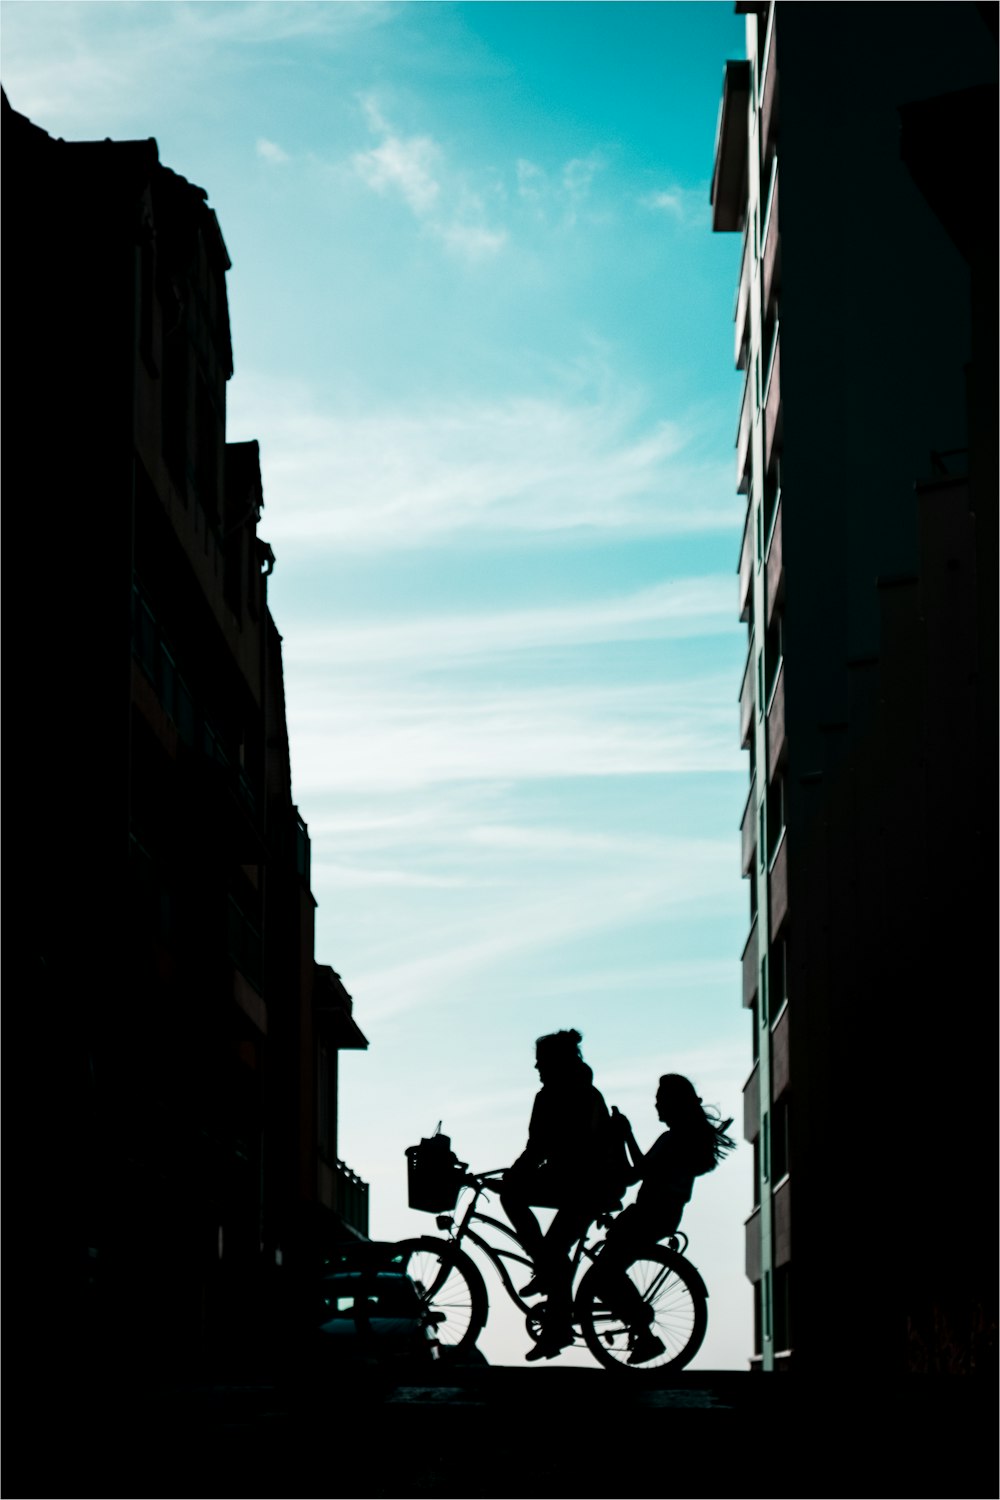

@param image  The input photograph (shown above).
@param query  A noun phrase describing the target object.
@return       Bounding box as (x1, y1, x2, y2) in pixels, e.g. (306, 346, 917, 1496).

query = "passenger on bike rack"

(595, 1075, 735, 1365)
(499, 1029, 625, 1361)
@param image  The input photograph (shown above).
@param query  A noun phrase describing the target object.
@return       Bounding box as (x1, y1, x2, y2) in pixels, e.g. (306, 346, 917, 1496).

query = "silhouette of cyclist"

(500, 1028, 623, 1360)
(597, 1074, 734, 1364)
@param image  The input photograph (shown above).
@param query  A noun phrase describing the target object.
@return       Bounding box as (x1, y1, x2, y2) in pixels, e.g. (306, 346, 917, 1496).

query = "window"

(771, 1097, 789, 1181)
(163, 330, 189, 493)
(132, 586, 157, 680)
(760, 951, 769, 1025)
(159, 643, 176, 724)
(195, 374, 219, 524)
(773, 1264, 791, 1352)
(761, 1111, 770, 1185)
(767, 774, 785, 864)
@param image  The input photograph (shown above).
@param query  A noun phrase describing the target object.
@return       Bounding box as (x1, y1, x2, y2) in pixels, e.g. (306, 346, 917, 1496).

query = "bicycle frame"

(434, 1176, 599, 1320)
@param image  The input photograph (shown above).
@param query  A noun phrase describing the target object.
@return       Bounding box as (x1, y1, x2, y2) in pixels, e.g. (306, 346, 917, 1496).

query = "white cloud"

(282, 576, 733, 668)
(344, 839, 735, 1020)
(353, 124, 441, 214)
(516, 158, 546, 201)
(284, 676, 741, 795)
(639, 183, 711, 226)
(228, 372, 741, 551)
(563, 154, 603, 200)
(436, 221, 508, 259)
(256, 137, 289, 164)
(351, 93, 505, 261)
(1, 2, 393, 132)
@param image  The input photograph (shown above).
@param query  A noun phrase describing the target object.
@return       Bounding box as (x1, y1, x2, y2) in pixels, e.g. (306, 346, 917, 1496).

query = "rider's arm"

(611, 1106, 645, 1183)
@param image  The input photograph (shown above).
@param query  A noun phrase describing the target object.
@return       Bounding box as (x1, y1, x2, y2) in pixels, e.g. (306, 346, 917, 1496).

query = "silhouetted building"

(4, 92, 369, 1377)
(711, 3, 997, 1372)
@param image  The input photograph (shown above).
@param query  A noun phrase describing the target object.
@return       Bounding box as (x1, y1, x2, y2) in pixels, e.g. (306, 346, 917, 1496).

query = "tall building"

(710, 4, 997, 1372)
(5, 93, 369, 1377)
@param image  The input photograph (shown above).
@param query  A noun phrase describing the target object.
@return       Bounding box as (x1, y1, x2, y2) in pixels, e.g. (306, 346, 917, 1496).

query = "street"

(15, 1361, 995, 1500)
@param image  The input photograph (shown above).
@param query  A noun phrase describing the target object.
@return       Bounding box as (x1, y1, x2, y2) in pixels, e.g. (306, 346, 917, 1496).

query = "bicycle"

(392, 1145, 709, 1373)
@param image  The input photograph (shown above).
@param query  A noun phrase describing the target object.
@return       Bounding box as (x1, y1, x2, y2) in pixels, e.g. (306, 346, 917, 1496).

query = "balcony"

(736, 366, 752, 495)
(773, 1177, 791, 1267)
(740, 774, 757, 876)
(739, 640, 756, 748)
(765, 493, 784, 626)
(227, 894, 263, 993)
(767, 657, 786, 778)
(769, 827, 788, 940)
(742, 916, 759, 1008)
(734, 225, 751, 369)
(334, 1159, 370, 1239)
(314, 963, 369, 1051)
(761, 165, 780, 315)
(178, 739, 265, 862)
(711, 59, 751, 233)
(738, 504, 753, 623)
(759, 8, 778, 168)
(743, 1062, 760, 1144)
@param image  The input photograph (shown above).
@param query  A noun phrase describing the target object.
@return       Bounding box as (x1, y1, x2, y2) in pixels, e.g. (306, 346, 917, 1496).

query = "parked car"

(313, 1265, 441, 1365)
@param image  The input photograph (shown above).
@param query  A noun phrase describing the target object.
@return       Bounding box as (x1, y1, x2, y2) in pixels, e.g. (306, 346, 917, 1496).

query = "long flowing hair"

(659, 1073, 736, 1172)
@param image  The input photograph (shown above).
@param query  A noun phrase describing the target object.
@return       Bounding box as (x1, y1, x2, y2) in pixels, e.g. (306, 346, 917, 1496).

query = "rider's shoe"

(519, 1275, 549, 1298)
(627, 1329, 666, 1366)
(525, 1325, 574, 1362)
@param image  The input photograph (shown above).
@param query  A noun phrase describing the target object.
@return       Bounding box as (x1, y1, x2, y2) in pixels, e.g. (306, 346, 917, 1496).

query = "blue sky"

(3, 1, 752, 1367)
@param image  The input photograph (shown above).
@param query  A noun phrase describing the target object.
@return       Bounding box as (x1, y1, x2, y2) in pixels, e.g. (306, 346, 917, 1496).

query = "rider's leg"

(499, 1188, 545, 1268)
(592, 1203, 681, 1328)
(536, 1203, 592, 1338)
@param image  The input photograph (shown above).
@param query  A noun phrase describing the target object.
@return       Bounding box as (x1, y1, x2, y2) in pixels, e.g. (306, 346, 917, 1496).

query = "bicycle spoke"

(578, 1248, 707, 1372)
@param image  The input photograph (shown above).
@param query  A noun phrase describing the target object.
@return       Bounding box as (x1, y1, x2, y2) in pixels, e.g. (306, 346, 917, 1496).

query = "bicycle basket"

(405, 1134, 464, 1212)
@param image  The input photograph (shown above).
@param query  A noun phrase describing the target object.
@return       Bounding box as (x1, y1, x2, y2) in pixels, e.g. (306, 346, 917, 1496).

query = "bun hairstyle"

(536, 1028, 584, 1060)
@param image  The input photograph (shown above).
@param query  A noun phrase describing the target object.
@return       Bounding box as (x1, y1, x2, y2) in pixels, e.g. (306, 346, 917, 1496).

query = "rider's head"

(535, 1028, 585, 1084)
(655, 1074, 703, 1126)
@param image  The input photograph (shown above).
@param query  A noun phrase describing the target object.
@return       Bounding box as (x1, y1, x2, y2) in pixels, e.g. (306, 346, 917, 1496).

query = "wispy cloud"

(282, 576, 733, 668)
(345, 837, 735, 1020)
(639, 183, 711, 227)
(284, 676, 741, 795)
(1, 2, 393, 131)
(353, 96, 441, 212)
(256, 137, 289, 164)
(229, 371, 740, 551)
(563, 155, 603, 199)
(516, 158, 546, 201)
(352, 93, 506, 260)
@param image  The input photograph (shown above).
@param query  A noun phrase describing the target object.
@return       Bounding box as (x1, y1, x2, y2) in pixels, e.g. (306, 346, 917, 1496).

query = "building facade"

(711, 4, 997, 1372)
(5, 93, 369, 1377)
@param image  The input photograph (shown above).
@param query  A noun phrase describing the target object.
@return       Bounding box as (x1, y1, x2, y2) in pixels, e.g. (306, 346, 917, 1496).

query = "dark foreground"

(15, 1361, 996, 1500)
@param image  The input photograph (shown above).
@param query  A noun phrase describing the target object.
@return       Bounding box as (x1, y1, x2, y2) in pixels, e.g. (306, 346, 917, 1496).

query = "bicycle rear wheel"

(394, 1237, 488, 1358)
(576, 1247, 707, 1372)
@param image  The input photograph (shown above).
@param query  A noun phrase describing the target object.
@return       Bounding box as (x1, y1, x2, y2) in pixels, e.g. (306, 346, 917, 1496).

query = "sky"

(2, 0, 753, 1368)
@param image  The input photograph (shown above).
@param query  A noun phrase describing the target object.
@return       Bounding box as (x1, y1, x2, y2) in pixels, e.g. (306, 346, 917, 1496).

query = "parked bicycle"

(391, 1133, 709, 1372)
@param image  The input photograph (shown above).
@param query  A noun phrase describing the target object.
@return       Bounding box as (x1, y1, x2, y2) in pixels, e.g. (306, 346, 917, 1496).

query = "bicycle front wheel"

(394, 1236, 488, 1358)
(576, 1247, 707, 1373)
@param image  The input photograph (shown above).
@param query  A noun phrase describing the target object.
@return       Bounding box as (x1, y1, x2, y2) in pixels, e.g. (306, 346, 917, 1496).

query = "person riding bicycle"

(500, 1028, 625, 1361)
(597, 1074, 734, 1364)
